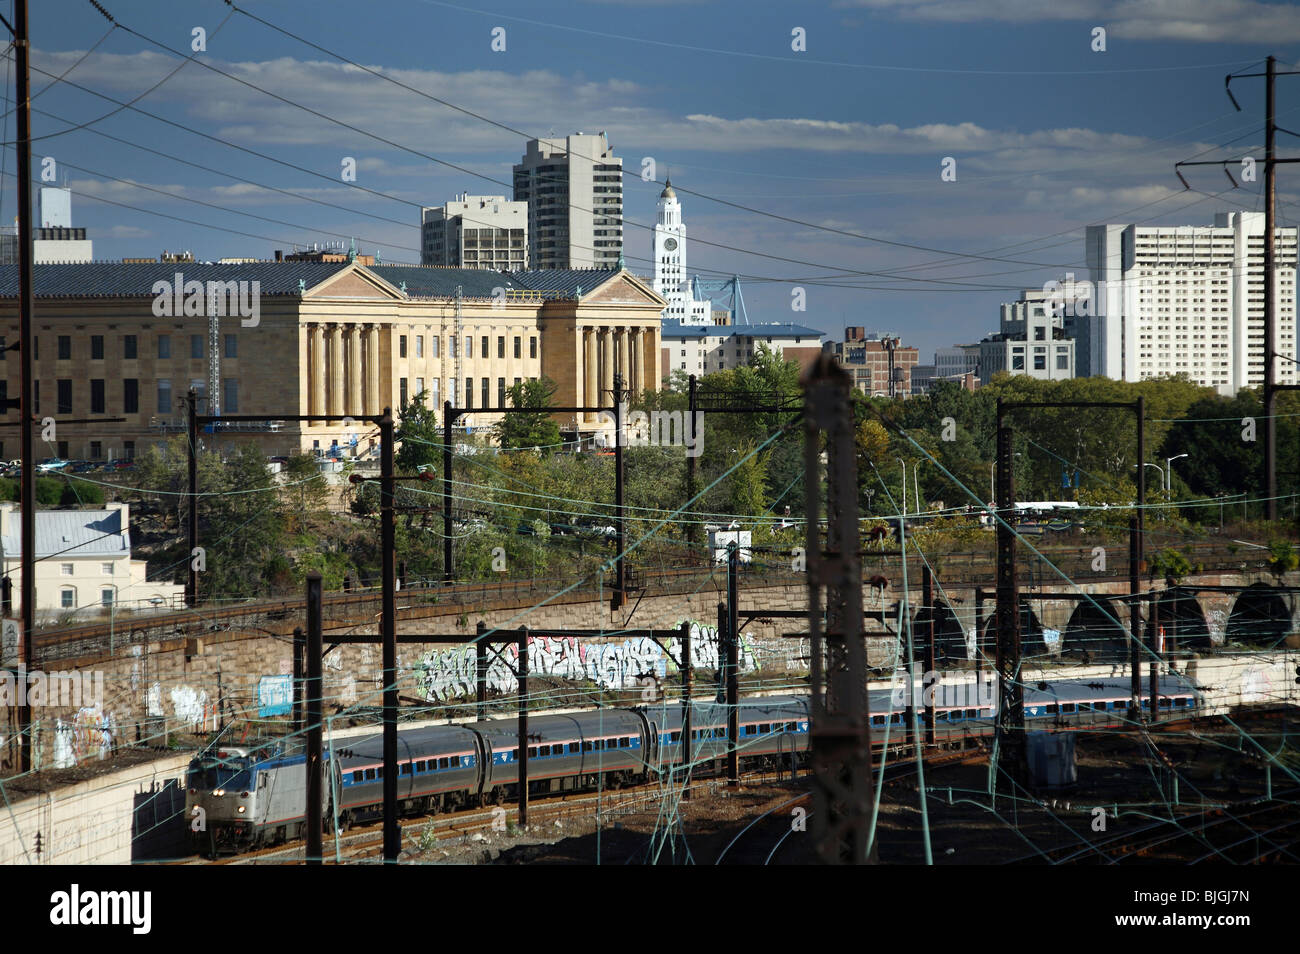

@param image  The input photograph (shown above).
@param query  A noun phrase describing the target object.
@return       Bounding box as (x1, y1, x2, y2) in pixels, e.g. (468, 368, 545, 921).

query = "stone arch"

(913, 600, 967, 663)
(1226, 582, 1291, 648)
(1062, 598, 1130, 662)
(980, 600, 1045, 659)
(1150, 586, 1212, 650)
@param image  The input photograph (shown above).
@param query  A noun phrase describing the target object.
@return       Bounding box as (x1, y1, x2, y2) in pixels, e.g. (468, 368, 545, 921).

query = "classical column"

(347, 325, 363, 416)
(327, 324, 344, 417)
(600, 328, 614, 408)
(310, 324, 325, 419)
(618, 328, 631, 396)
(366, 326, 381, 416)
(629, 329, 641, 395)
(584, 327, 598, 421)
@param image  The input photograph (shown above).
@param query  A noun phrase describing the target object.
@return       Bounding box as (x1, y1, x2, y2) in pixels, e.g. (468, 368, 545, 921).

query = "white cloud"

(835, 0, 1300, 44)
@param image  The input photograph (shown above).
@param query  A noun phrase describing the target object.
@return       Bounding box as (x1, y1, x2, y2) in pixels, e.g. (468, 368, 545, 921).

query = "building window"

(400, 378, 408, 406)
(514, 336, 521, 359)
(101, 588, 114, 607)
(1056, 353, 1068, 370)
(430, 379, 439, 406)
(90, 379, 105, 414)
(122, 440, 134, 459)
(61, 588, 75, 609)
(90, 441, 101, 460)
(91, 335, 104, 359)
(416, 377, 424, 400)
(465, 377, 474, 409)
(1012, 355, 1025, 371)
(157, 379, 172, 415)
(481, 377, 490, 408)
(223, 378, 239, 414)
(157, 334, 170, 359)
(33, 380, 38, 414)
(432, 336, 440, 358)
(57, 379, 72, 415)
(481, 336, 488, 359)
(124, 379, 139, 414)
(1033, 355, 1045, 371)
(450, 337, 457, 359)
(61, 563, 73, 576)
(224, 334, 237, 358)
(497, 336, 505, 359)
(58, 335, 71, 360)
(190, 335, 203, 359)
(416, 335, 423, 358)
(123, 335, 137, 360)
(399, 335, 407, 358)
(466, 336, 473, 358)
(530, 336, 537, 359)
(498, 377, 506, 406)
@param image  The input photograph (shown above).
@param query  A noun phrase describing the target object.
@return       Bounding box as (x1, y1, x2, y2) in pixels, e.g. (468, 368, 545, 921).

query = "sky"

(10, 0, 1300, 361)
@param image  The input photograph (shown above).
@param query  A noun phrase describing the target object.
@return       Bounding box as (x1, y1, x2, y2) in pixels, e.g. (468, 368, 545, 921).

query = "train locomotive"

(186, 675, 1200, 857)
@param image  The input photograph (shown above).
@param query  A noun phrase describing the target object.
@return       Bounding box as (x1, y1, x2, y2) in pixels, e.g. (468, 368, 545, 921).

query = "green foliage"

(494, 378, 562, 452)
(59, 477, 105, 506)
(1148, 548, 1193, 584)
(396, 390, 441, 474)
(1268, 539, 1298, 577)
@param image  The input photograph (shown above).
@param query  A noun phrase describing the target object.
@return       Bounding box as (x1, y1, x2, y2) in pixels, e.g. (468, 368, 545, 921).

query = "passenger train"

(186, 675, 1200, 856)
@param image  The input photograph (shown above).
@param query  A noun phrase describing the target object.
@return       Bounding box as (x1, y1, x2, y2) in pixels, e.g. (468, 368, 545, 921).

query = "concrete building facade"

(513, 133, 623, 270)
(1085, 212, 1298, 395)
(421, 194, 528, 270)
(0, 262, 664, 460)
(660, 320, 823, 382)
(979, 288, 1075, 383)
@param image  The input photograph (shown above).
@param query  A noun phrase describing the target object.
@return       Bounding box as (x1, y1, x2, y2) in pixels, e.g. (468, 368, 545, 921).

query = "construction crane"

(690, 274, 748, 325)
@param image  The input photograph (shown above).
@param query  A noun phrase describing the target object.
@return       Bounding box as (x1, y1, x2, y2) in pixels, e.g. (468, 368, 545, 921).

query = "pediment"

(305, 265, 404, 300)
(582, 271, 666, 307)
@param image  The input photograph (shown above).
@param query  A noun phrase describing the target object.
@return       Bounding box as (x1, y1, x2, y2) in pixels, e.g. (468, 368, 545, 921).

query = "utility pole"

(613, 373, 626, 609)
(726, 541, 740, 786)
(11, 0, 34, 773)
(1179, 57, 1300, 522)
(922, 563, 936, 746)
(994, 402, 1024, 783)
(186, 388, 199, 607)
(380, 408, 399, 861)
(686, 374, 699, 548)
(442, 400, 454, 583)
(803, 355, 874, 864)
(305, 573, 323, 865)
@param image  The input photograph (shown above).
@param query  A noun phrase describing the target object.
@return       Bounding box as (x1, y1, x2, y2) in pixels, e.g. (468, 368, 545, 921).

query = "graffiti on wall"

(419, 620, 756, 702)
(51, 706, 115, 769)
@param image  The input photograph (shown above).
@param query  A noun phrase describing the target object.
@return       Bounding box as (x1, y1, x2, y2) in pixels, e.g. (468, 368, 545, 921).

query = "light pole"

(1164, 454, 1188, 495)
(898, 458, 907, 517)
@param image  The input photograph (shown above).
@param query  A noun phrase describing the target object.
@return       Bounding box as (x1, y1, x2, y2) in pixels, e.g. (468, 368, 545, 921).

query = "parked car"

(36, 458, 69, 472)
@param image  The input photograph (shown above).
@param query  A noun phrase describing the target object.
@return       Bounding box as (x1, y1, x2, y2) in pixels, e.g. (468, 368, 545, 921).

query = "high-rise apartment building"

(421, 194, 528, 269)
(1084, 212, 1298, 395)
(513, 132, 622, 270)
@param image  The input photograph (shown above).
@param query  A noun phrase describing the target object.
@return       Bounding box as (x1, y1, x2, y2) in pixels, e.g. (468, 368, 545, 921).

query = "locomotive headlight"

(237, 806, 246, 814)
(212, 789, 225, 797)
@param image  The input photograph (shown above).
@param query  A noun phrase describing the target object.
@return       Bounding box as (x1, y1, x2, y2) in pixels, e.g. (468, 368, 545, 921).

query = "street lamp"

(897, 458, 907, 516)
(1165, 453, 1188, 495)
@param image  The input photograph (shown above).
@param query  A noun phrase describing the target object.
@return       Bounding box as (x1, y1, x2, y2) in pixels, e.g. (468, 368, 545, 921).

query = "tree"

(396, 390, 441, 474)
(495, 377, 562, 452)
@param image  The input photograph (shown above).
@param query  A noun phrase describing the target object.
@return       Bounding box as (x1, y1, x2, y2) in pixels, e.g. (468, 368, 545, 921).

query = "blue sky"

(13, 0, 1300, 361)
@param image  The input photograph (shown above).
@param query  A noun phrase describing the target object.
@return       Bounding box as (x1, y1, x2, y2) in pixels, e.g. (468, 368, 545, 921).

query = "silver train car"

(186, 675, 1201, 856)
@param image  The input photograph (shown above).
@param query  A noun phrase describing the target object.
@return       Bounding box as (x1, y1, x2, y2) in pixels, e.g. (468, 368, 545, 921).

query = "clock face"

(664, 238, 678, 251)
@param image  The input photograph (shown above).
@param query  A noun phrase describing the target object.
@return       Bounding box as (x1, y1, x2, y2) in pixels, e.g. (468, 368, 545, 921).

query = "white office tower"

(40, 187, 72, 228)
(0, 187, 93, 263)
(512, 132, 622, 269)
(1085, 212, 1298, 396)
(421, 194, 528, 269)
(652, 179, 710, 323)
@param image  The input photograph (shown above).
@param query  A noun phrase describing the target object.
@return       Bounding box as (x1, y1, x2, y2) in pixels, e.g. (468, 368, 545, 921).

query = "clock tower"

(653, 178, 691, 319)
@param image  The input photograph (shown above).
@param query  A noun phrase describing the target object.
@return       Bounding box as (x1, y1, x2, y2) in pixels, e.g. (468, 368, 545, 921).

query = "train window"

(365, 768, 375, 780)
(946, 711, 960, 723)
(871, 715, 886, 726)
(670, 731, 681, 742)
(760, 723, 771, 733)
(891, 714, 903, 724)
(439, 757, 449, 769)
(1159, 698, 1171, 708)
(1078, 703, 1091, 713)
(620, 737, 631, 748)
(540, 745, 550, 757)
(786, 722, 796, 732)
(582, 741, 592, 751)
(353, 770, 363, 783)
(964, 709, 978, 719)
(1174, 698, 1186, 707)
(451, 755, 461, 767)
(416, 761, 426, 772)
(569, 743, 580, 753)
(527, 748, 537, 758)
(377, 768, 384, 778)
(716, 729, 727, 739)
(1046, 705, 1057, 715)
(401, 763, 411, 775)
(1061, 703, 1075, 713)
(510, 749, 518, 761)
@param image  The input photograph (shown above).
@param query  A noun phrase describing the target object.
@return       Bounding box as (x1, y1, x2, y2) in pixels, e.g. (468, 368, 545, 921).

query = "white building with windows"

(0, 502, 184, 620)
(420, 194, 528, 269)
(660, 320, 823, 381)
(513, 132, 622, 270)
(1084, 212, 1298, 395)
(979, 289, 1076, 382)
